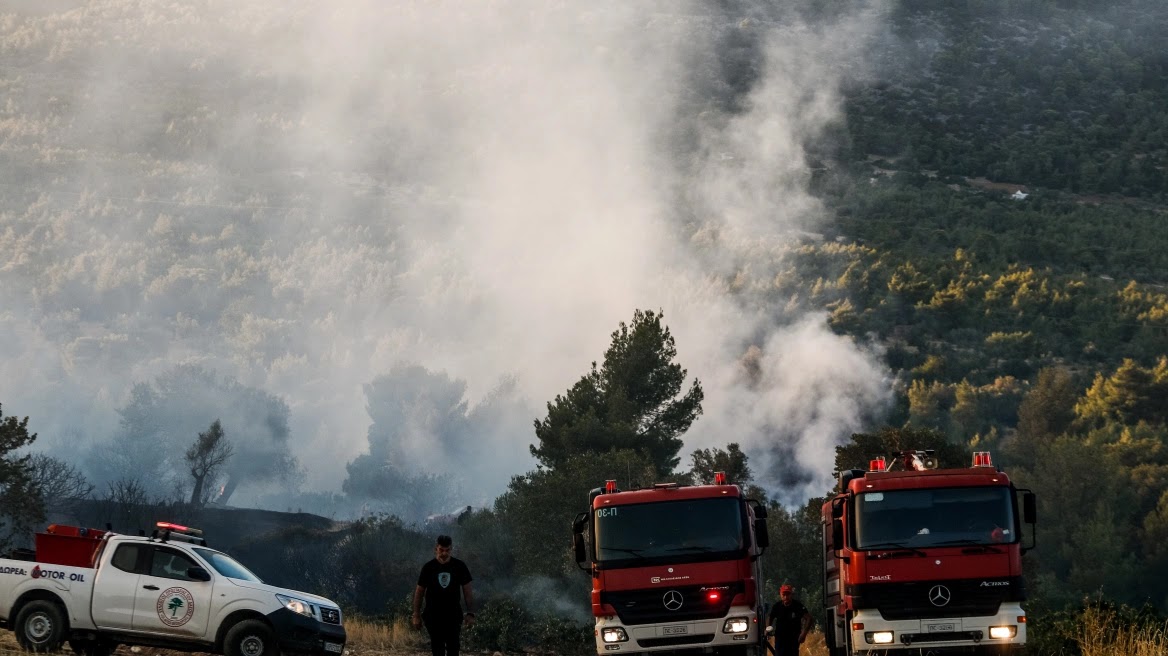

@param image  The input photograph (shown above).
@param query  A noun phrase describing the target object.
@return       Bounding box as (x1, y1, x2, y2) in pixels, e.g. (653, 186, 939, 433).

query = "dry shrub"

(1076, 604, 1168, 656)
(801, 629, 829, 656)
(343, 615, 425, 653)
(765, 629, 827, 656)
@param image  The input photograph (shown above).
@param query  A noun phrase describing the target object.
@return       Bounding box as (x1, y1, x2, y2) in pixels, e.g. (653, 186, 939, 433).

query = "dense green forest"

(848, 0, 1168, 199)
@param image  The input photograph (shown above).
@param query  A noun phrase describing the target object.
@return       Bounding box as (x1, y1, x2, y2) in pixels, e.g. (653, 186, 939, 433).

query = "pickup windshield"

(854, 486, 1015, 550)
(594, 497, 744, 565)
(192, 548, 263, 582)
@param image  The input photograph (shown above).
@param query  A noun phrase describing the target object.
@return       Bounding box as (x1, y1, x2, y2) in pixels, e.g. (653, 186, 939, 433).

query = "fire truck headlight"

(602, 628, 628, 643)
(865, 631, 894, 644)
(989, 626, 1017, 639)
(722, 618, 749, 634)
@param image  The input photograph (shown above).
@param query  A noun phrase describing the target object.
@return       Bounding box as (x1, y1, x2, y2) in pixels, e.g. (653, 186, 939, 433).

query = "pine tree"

(531, 310, 703, 474)
(0, 404, 45, 551)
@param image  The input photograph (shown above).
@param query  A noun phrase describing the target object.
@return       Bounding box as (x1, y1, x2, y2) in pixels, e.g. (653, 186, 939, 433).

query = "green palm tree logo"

(168, 597, 185, 617)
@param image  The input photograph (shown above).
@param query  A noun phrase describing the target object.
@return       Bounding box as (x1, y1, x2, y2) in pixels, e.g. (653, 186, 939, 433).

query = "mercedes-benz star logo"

(928, 585, 952, 607)
(663, 590, 684, 611)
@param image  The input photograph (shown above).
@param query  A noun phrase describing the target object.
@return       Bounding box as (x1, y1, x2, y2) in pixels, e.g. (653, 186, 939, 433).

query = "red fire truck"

(572, 474, 770, 656)
(821, 450, 1037, 655)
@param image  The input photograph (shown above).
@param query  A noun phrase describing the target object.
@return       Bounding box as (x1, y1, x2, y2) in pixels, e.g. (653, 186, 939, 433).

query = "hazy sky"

(0, 0, 893, 508)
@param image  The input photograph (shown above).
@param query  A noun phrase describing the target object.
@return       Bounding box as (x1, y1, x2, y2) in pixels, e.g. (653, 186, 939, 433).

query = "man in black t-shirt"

(766, 584, 812, 656)
(412, 535, 475, 656)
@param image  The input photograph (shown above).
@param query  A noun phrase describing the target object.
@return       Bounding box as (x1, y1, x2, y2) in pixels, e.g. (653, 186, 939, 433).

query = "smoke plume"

(0, 0, 893, 509)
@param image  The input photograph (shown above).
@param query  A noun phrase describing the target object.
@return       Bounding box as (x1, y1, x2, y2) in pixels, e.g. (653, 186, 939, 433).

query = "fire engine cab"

(822, 451, 1037, 656)
(572, 473, 770, 656)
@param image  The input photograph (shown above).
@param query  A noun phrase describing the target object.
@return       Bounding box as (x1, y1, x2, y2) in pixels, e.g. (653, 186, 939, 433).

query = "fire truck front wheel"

(14, 600, 67, 653)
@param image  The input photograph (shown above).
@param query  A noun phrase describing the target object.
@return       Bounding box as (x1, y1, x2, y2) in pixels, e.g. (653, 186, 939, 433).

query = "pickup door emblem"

(157, 587, 196, 626)
(663, 590, 684, 611)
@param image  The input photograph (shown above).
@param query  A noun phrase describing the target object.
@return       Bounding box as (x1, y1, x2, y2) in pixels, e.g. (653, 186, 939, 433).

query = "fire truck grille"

(637, 634, 716, 648)
(601, 582, 745, 626)
(852, 577, 1022, 621)
(901, 630, 984, 645)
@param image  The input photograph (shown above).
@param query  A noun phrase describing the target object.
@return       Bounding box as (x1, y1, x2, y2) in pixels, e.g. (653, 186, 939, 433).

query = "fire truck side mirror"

(831, 518, 844, 549)
(1018, 487, 1037, 522)
(572, 532, 587, 565)
(572, 512, 589, 568)
(1018, 490, 1037, 554)
(1023, 491, 1037, 524)
(830, 496, 845, 519)
(754, 519, 769, 549)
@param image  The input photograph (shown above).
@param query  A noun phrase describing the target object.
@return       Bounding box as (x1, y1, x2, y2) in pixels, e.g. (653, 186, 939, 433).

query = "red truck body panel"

(33, 525, 108, 569)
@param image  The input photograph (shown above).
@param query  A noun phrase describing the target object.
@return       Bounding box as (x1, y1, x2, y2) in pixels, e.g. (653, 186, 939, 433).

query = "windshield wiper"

(933, 539, 1004, 554)
(601, 547, 646, 559)
(666, 546, 714, 553)
(862, 542, 926, 558)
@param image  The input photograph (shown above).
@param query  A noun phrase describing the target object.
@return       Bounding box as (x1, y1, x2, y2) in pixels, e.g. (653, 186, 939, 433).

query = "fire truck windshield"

(594, 497, 744, 564)
(854, 486, 1015, 550)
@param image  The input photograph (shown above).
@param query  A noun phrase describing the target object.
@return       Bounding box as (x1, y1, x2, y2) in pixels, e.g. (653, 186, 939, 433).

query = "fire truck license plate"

(927, 623, 955, 633)
(662, 626, 688, 635)
(324, 643, 343, 653)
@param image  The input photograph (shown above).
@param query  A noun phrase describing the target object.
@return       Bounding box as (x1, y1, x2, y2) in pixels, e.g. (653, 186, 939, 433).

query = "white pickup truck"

(0, 522, 346, 656)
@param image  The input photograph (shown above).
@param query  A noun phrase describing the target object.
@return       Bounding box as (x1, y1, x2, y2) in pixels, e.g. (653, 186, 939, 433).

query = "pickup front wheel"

(15, 600, 67, 652)
(224, 619, 278, 656)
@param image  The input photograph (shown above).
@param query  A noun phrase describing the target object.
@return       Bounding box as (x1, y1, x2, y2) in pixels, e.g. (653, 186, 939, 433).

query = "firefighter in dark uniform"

(766, 584, 813, 656)
(412, 535, 475, 656)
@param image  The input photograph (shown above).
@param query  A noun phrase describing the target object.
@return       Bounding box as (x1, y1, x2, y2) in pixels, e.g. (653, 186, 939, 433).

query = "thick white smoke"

(0, 0, 891, 509)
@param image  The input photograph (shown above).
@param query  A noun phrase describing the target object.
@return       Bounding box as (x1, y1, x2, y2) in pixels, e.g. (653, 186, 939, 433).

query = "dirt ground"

(0, 632, 426, 656)
(0, 628, 826, 656)
(0, 631, 212, 656)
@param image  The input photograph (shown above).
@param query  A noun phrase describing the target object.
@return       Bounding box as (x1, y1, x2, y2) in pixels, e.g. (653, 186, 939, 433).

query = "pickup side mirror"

(187, 567, 212, 582)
